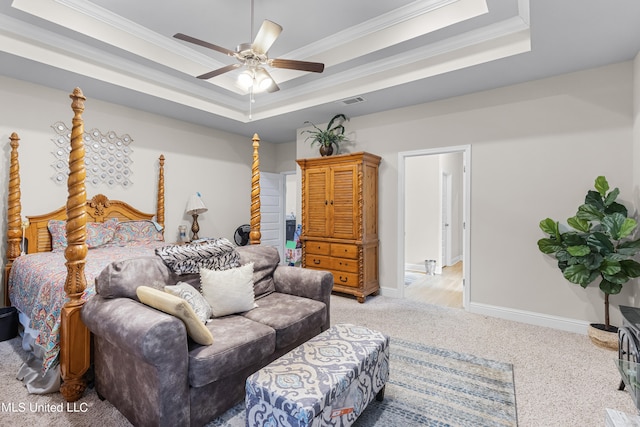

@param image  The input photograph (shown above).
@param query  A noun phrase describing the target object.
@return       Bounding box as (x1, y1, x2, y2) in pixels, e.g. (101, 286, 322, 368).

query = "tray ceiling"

(0, 0, 639, 142)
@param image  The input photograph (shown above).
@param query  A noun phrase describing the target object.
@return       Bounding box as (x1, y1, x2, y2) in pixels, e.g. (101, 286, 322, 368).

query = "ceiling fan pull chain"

(249, 85, 253, 120)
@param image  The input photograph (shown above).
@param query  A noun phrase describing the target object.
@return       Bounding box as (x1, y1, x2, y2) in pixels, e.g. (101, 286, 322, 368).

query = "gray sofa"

(81, 245, 333, 427)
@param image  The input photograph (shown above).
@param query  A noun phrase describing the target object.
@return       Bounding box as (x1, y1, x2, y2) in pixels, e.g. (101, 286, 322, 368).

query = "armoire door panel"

(304, 169, 329, 237)
(331, 165, 357, 239)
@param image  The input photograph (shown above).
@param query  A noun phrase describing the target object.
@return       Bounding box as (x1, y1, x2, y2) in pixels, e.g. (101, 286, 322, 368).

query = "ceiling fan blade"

(267, 81, 280, 93)
(174, 33, 235, 57)
(252, 20, 282, 55)
(197, 63, 242, 80)
(270, 58, 325, 73)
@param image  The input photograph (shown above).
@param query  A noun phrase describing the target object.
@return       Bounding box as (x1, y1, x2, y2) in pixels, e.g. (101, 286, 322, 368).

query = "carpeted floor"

(209, 337, 517, 426)
(0, 294, 637, 426)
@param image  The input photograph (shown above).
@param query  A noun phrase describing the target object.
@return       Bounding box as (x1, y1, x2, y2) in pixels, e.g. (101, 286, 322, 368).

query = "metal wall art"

(51, 121, 133, 188)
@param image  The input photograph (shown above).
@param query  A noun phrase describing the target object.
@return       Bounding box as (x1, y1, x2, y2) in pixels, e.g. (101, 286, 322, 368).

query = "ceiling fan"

(173, 1, 324, 94)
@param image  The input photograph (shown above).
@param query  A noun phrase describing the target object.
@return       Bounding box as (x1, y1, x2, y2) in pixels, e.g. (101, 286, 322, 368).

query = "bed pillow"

(48, 218, 118, 251)
(200, 263, 257, 317)
(96, 256, 177, 301)
(136, 286, 213, 345)
(155, 238, 240, 275)
(112, 220, 164, 245)
(48, 220, 67, 251)
(164, 282, 212, 323)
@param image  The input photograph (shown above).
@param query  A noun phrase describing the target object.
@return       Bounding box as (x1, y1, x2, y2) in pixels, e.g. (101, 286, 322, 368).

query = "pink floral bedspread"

(8, 242, 168, 373)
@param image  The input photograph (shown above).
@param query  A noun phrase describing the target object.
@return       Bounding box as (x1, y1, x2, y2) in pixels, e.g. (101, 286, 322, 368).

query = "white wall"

(297, 61, 636, 330)
(0, 77, 279, 288)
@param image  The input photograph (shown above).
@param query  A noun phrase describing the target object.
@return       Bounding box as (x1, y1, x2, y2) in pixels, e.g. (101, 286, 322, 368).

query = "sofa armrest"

(273, 266, 333, 329)
(82, 295, 188, 364)
(82, 295, 191, 426)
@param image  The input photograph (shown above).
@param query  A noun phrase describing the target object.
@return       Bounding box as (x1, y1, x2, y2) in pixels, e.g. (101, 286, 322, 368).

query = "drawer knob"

(339, 276, 348, 283)
(313, 259, 321, 265)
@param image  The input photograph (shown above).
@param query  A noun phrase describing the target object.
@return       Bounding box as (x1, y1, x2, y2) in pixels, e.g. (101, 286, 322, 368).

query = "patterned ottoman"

(245, 323, 389, 427)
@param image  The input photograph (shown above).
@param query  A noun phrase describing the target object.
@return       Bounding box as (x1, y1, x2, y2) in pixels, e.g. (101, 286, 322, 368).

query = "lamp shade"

(186, 194, 208, 215)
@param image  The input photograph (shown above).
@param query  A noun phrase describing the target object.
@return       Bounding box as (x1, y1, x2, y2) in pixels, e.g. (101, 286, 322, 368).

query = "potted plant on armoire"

(537, 176, 640, 349)
(301, 114, 349, 157)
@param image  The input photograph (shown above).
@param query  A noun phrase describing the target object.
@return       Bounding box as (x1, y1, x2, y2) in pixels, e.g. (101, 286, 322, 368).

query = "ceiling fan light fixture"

(238, 70, 254, 88)
(255, 68, 273, 91)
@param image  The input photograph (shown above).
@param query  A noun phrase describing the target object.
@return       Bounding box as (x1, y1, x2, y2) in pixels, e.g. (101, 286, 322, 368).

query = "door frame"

(397, 145, 471, 308)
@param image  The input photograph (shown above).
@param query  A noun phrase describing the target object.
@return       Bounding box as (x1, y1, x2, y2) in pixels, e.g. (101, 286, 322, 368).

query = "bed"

(3, 87, 263, 402)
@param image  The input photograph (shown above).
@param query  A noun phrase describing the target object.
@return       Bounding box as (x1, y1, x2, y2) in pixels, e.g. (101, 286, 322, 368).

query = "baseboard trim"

(467, 302, 590, 335)
(405, 263, 426, 272)
(374, 290, 590, 335)
(380, 287, 401, 299)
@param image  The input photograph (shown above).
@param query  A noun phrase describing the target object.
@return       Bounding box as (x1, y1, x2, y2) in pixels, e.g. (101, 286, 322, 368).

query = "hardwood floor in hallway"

(404, 262, 463, 308)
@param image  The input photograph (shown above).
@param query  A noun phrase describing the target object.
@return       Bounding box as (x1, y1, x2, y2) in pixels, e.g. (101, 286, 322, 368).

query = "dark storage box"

(0, 306, 18, 341)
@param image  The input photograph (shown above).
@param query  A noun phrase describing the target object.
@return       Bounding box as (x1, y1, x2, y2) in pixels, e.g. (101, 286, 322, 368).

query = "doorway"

(259, 171, 297, 264)
(397, 146, 470, 308)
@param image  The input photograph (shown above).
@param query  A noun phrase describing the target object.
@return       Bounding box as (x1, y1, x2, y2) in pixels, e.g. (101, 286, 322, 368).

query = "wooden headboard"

(24, 194, 159, 253)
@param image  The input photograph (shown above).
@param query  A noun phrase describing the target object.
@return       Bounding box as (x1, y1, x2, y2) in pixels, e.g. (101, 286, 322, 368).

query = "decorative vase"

(587, 323, 618, 350)
(319, 145, 334, 157)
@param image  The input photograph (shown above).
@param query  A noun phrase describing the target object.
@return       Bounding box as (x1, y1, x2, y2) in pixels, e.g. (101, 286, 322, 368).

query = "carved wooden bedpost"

(157, 154, 165, 232)
(250, 133, 261, 245)
(4, 133, 22, 306)
(60, 88, 90, 402)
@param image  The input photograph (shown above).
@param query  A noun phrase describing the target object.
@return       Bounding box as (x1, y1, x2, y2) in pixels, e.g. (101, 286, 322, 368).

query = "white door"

(441, 172, 452, 268)
(260, 172, 285, 261)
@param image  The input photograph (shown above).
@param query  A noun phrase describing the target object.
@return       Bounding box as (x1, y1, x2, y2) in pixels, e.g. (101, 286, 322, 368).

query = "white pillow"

(200, 263, 257, 317)
(136, 286, 213, 345)
(164, 282, 212, 323)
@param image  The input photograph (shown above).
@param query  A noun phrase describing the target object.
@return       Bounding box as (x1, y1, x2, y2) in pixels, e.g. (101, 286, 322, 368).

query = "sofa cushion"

(187, 316, 275, 387)
(236, 245, 279, 298)
(241, 292, 326, 350)
(200, 263, 257, 317)
(136, 286, 213, 345)
(96, 256, 176, 301)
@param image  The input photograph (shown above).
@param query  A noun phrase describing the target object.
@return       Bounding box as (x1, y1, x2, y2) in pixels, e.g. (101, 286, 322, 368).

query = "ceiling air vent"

(337, 96, 366, 106)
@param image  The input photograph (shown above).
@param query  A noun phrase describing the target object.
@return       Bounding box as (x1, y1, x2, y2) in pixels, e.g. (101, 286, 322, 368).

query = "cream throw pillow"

(136, 286, 213, 345)
(200, 263, 257, 317)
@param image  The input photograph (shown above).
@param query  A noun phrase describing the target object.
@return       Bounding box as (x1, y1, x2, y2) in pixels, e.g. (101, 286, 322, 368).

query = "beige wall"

(0, 77, 279, 290)
(298, 61, 636, 331)
(634, 52, 640, 212)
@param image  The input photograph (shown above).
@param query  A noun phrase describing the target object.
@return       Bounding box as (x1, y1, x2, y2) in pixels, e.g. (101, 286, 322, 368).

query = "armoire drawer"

(330, 243, 358, 259)
(306, 241, 330, 255)
(305, 254, 331, 269)
(331, 257, 358, 273)
(332, 271, 359, 288)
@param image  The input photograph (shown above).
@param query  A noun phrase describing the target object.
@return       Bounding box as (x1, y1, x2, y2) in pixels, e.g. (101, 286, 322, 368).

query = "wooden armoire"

(297, 151, 381, 303)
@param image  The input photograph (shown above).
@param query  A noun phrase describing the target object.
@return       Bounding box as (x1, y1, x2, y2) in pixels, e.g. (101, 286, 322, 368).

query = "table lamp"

(185, 193, 208, 241)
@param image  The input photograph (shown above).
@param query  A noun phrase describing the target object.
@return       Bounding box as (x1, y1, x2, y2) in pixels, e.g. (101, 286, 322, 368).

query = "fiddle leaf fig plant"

(537, 176, 640, 331)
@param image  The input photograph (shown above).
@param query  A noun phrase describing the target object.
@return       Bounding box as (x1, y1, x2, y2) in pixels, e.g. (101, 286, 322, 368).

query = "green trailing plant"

(301, 114, 349, 154)
(538, 176, 640, 331)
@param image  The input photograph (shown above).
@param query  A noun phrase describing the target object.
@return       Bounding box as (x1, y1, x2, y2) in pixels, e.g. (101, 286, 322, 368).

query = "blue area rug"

(209, 338, 517, 426)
